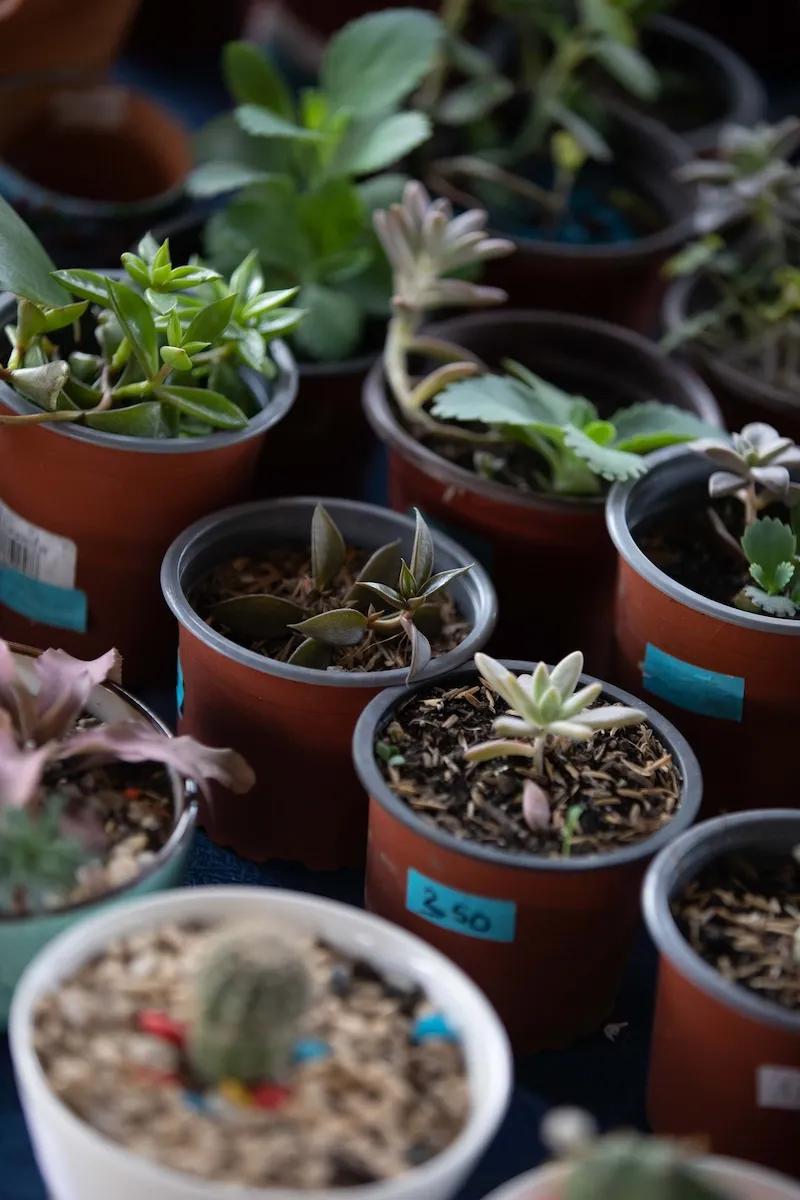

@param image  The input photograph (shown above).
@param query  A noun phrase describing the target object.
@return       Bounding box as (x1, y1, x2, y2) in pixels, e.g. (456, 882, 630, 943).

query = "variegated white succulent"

(692, 422, 800, 521)
(465, 651, 645, 776)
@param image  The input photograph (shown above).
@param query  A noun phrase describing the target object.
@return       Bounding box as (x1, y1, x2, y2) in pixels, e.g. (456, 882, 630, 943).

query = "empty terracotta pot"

(606, 447, 800, 816)
(644, 810, 800, 1178)
(0, 297, 297, 684)
(354, 660, 701, 1051)
(161, 497, 497, 870)
(363, 309, 721, 674)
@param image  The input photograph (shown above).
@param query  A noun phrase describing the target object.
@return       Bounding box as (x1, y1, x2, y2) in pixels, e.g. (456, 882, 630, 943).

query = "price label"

(757, 1065, 800, 1111)
(406, 869, 516, 943)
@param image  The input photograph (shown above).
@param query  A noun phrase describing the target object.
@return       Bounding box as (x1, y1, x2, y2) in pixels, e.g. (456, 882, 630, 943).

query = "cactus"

(187, 924, 312, 1086)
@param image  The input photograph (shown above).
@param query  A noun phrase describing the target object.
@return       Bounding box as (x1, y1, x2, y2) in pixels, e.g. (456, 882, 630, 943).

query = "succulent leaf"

(311, 504, 346, 592)
(209, 595, 306, 640)
(289, 608, 368, 646)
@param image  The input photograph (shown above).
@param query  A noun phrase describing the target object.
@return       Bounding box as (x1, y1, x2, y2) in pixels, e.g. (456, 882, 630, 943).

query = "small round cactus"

(187, 923, 312, 1087)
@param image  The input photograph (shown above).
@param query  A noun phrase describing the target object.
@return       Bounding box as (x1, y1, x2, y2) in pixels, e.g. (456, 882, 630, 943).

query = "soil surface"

(673, 851, 800, 1014)
(377, 681, 681, 857)
(34, 922, 468, 1189)
(191, 544, 468, 671)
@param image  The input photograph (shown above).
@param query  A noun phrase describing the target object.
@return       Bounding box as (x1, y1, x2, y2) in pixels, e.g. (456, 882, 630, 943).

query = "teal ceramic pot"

(0, 645, 197, 1025)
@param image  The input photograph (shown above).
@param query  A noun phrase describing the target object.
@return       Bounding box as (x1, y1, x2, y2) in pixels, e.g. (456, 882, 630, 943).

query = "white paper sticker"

(757, 1065, 800, 1111)
(0, 500, 77, 589)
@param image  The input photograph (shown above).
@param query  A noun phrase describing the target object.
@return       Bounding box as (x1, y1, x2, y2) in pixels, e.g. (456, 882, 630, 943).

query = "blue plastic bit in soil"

(411, 1012, 460, 1044)
(292, 1038, 331, 1064)
(182, 1090, 208, 1113)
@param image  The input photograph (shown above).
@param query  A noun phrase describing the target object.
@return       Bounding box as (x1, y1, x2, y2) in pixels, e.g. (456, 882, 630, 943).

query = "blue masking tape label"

(643, 643, 744, 722)
(0, 566, 87, 632)
(406, 868, 516, 943)
(176, 653, 185, 718)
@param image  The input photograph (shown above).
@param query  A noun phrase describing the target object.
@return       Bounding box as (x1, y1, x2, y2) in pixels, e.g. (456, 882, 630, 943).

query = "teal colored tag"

(0, 566, 87, 632)
(406, 868, 516, 942)
(176, 653, 185, 718)
(643, 643, 744, 722)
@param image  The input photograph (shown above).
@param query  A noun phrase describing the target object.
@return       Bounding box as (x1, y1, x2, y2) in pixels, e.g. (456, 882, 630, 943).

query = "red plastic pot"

(606, 447, 800, 816)
(363, 309, 721, 674)
(161, 497, 497, 871)
(663, 274, 800, 443)
(0, 313, 297, 685)
(643, 810, 800, 1178)
(353, 660, 701, 1051)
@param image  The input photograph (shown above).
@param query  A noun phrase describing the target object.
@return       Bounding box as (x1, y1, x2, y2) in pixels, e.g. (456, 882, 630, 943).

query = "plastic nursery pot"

(643, 810, 800, 1177)
(0, 290, 296, 685)
(353, 660, 701, 1052)
(481, 1156, 800, 1200)
(0, 0, 139, 76)
(674, 0, 800, 72)
(474, 107, 699, 331)
(363, 308, 721, 673)
(606, 447, 800, 817)
(148, 210, 379, 500)
(0, 643, 197, 1028)
(10, 885, 512, 1200)
(0, 82, 192, 267)
(663, 274, 800, 444)
(161, 497, 496, 871)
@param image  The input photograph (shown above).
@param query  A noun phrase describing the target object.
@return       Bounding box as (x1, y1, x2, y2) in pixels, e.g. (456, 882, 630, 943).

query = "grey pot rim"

(363, 307, 721, 518)
(161, 495, 498, 690)
(642, 808, 800, 1035)
(353, 659, 702, 873)
(0, 643, 197, 926)
(606, 444, 800, 635)
(0, 283, 298, 454)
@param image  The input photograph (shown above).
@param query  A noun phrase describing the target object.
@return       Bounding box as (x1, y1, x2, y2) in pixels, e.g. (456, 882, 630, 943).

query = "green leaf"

(289, 608, 368, 646)
(287, 638, 334, 669)
(432, 372, 573, 429)
(357, 173, 408, 213)
(121, 252, 151, 289)
(311, 503, 346, 591)
(39, 301, 89, 332)
(321, 8, 443, 117)
(160, 345, 193, 372)
(51, 268, 109, 306)
(332, 111, 432, 175)
(108, 280, 159, 378)
(563, 425, 649, 482)
(356, 580, 405, 611)
(154, 384, 248, 430)
(84, 402, 164, 437)
(741, 585, 798, 618)
(409, 508, 434, 586)
(236, 105, 324, 141)
(417, 564, 471, 601)
(185, 293, 237, 344)
(663, 235, 724, 279)
(436, 75, 513, 126)
(242, 287, 299, 320)
(403, 614, 432, 681)
(594, 38, 660, 100)
(580, 0, 634, 41)
(347, 540, 402, 607)
(193, 112, 291, 176)
(204, 179, 310, 277)
(187, 161, 274, 198)
(0, 196, 67, 307)
(210, 594, 306, 639)
(742, 517, 797, 594)
(294, 283, 361, 362)
(612, 402, 722, 454)
(9, 361, 69, 410)
(549, 100, 611, 162)
(222, 41, 293, 117)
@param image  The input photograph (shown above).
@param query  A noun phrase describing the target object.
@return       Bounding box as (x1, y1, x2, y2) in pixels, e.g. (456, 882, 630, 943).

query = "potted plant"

(352, 648, 701, 1050)
(10, 884, 512, 1200)
(605, 424, 800, 814)
(161, 498, 496, 869)
(0, 638, 253, 1024)
(183, 9, 443, 497)
(643, 810, 800, 1178)
(662, 119, 800, 441)
(414, 1, 701, 328)
(482, 1108, 800, 1199)
(0, 201, 299, 681)
(363, 182, 721, 664)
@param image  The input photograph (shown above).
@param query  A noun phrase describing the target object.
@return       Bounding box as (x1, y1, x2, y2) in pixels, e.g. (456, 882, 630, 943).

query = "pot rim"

(160, 496, 498, 689)
(606, 444, 800, 635)
(352, 659, 702, 873)
(0, 642, 197, 926)
(362, 307, 721, 518)
(0, 284, 298, 453)
(642, 808, 800, 1035)
(9, 885, 513, 1200)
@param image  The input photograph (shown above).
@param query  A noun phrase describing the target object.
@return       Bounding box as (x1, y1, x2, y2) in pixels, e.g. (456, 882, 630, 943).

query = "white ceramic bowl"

(481, 1158, 800, 1200)
(10, 886, 512, 1200)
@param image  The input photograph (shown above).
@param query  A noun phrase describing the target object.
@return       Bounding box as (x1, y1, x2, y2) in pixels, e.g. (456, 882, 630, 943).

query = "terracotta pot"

(0, 82, 191, 267)
(362, 309, 721, 674)
(0, 294, 297, 685)
(0, 642, 197, 1027)
(464, 107, 699, 331)
(149, 210, 379, 499)
(606, 447, 800, 816)
(0, 0, 140, 77)
(161, 498, 497, 870)
(643, 810, 800, 1178)
(353, 660, 701, 1051)
(482, 1155, 800, 1199)
(663, 274, 800, 443)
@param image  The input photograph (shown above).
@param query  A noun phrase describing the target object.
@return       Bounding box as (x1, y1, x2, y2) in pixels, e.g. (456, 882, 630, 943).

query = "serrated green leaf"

(612, 402, 722, 453)
(185, 293, 236, 345)
(321, 8, 442, 117)
(311, 503, 346, 591)
(742, 517, 797, 594)
(236, 104, 324, 141)
(741, 585, 798, 618)
(210, 594, 306, 640)
(85, 402, 164, 437)
(108, 280, 159, 378)
(51, 268, 109, 306)
(154, 384, 248, 430)
(289, 608, 368, 646)
(563, 425, 648, 482)
(331, 111, 432, 176)
(223, 41, 293, 117)
(0, 196, 67, 307)
(432, 372, 570, 429)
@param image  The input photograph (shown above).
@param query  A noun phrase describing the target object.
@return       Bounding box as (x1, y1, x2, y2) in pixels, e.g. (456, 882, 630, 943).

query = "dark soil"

(376, 681, 681, 858)
(673, 851, 800, 1013)
(190, 545, 468, 672)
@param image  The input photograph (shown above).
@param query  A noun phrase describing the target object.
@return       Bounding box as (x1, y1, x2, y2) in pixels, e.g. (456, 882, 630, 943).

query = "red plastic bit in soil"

(131, 1065, 181, 1087)
(136, 1009, 187, 1046)
(250, 1082, 292, 1110)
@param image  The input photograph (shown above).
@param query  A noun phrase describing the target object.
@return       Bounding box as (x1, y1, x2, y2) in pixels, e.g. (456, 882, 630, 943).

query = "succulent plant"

(207, 504, 471, 681)
(737, 512, 800, 618)
(466, 651, 644, 776)
(692, 422, 800, 523)
(187, 923, 311, 1086)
